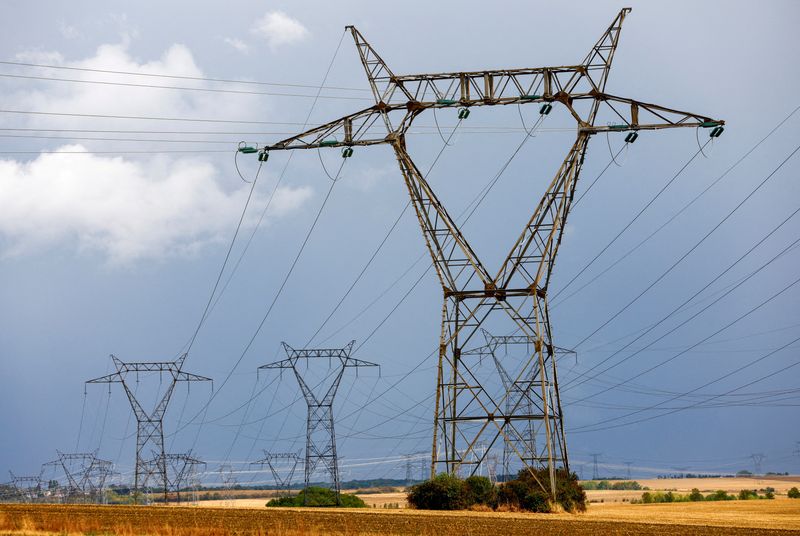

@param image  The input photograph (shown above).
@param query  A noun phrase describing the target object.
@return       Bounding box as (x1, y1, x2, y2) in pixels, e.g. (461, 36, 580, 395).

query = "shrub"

(788, 487, 800, 499)
(464, 476, 496, 507)
(407, 473, 468, 510)
(689, 488, 704, 502)
(266, 487, 366, 508)
(738, 489, 759, 501)
(497, 468, 586, 513)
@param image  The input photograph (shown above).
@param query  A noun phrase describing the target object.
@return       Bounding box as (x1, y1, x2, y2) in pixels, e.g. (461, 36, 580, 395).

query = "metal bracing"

(255, 8, 723, 500)
(259, 341, 378, 505)
(8, 471, 44, 503)
(43, 451, 113, 503)
(86, 354, 211, 503)
(253, 451, 301, 496)
(159, 452, 205, 503)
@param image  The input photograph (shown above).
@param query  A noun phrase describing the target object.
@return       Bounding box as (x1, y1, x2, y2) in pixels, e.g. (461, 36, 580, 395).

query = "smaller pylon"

(591, 453, 602, 480)
(624, 461, 633, 480)
(43, 451, 113, 503)
(750, 453, 766, 475)
(9, 471, 44, 503)
(253, 451, 301, 497)
(160, 452, 205, 503)
(259, 341, 379, 505)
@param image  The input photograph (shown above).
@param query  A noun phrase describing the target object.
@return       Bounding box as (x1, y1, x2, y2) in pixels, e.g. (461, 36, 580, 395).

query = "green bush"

(407, 473, 469, 510)
(689, 488, 704, 502)
(497, 468, 586, 513)
(266, 487, 366, 508)
(464, 476, 496, 507)
(706, 490, 735, 501)
(788, 487, 800, 499)
(738, 489, 759, 500)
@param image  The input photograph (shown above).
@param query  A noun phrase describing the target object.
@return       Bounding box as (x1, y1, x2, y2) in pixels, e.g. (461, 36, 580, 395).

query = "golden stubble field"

(1, 500, 799, 536)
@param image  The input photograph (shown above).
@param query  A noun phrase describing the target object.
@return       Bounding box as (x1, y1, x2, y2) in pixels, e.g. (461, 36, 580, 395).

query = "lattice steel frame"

(86, 354, 211, 503)
(259, 341, 378, 505)
(252, 451, 301, 495)
(43, 451, 113, 503)
(8, 472, 43, 503)
(256, 8, 723, 499)
(160, 451, 205, 503)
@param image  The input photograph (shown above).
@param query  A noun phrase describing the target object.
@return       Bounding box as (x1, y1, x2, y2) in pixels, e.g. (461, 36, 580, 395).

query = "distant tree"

(266, 487, 366, 508)
(689, 488, 704, 502)
(788, 487, 800, 499)
(736, 470, 753, 476)
(497, 468, 586, 513)
(738, 489, 758, 500)
(407, 474, 468, 510)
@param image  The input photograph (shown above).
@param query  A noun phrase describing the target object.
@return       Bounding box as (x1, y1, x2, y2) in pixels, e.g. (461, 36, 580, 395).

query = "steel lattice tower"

(43, 451, 113, 503)
(259, 341, 378, 505)
(254, 8, 723, 499)
(161, 452, 205, 503)
(86, 354, 211, 503)
(253, 451, 301, 496)
(8, 471, 43, 503)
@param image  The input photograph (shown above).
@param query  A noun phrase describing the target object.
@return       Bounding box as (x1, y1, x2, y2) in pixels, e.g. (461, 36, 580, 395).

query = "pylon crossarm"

(174, 371, 213, 383)
(85, 372, 122, 384)
(264, 106, 395, 152)
(341, 356, 380, 368)
(579, 93, 724, 132)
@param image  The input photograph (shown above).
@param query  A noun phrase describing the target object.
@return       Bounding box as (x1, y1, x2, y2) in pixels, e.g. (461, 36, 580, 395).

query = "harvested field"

(1, 501, 799, 536)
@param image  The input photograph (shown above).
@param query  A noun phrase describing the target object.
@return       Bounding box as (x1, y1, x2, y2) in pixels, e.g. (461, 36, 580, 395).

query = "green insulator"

(521, 94, 542, 100)
(457, 107, 470, 119)
(341, 147, 354, 158)
(624, 131, 639, 144)
(320, 139, 338, 147)
(539, 103, 553, 115)
(700, 121, 722, 128)
(238, 146, 257, 154)
(709, 126, 725, 138)
(258, 151, 269, 162)
(436, 98, 458, 105)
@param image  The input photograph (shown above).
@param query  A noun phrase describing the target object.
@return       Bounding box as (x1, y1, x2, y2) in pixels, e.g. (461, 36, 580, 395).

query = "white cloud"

(223, 37, 250, 54)
(0, 40, 312, 264)
(0, 145, 313, 263)
(251, 11, 309, 50)
(59, 22, 82, 40)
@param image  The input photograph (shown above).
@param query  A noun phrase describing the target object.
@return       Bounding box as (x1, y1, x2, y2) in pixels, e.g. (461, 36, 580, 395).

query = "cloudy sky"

(1, 0, 799, 486)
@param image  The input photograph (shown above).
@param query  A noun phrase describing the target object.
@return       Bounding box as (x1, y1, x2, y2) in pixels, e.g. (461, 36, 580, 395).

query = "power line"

(572, 142, 800, 349)
(0, 59, 370, 92)
(0, 72, 370, 101)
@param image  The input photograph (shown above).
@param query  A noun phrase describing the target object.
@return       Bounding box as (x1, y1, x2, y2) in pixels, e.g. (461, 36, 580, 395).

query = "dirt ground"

(1, 500, 799, 535)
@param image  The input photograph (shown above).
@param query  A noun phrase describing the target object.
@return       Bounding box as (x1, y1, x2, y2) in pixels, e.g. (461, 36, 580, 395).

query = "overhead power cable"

(0, 72, 371, 101)
(572, 142, 800, 349)
(0, 59, 370, 92)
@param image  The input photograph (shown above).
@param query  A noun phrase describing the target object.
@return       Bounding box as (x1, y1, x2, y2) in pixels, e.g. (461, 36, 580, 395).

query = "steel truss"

(43, 451, 113, 503)
(86, 354, 211, 503)
(8, 472, 43, 503)
(253, 451, 301, 496)
(255, 8, 723, 499)
(160, 451, 205, 503)
(259, 341, 378, 505)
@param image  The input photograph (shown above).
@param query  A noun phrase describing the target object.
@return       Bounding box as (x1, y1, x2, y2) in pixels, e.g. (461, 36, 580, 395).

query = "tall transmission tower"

(253, 8, 723, 500)
(259, 341, 378, 505)
(624, 461, 633, 480)
(253, 451, 301, 497)
(86, 354, 211, 503)
(43, 451, 113, 503)
(750, 453, 766, 475)
(9, 471, 43, 503)
(591, 453, 602, 480)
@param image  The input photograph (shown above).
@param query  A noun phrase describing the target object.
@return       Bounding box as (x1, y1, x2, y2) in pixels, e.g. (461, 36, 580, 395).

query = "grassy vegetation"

(266, 487, 366, 508)
(636, 488, 776, 504)
(582, 480, 642, 491)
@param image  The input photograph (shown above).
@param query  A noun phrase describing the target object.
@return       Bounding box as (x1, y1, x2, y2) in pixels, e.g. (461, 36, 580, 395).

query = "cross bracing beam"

(251, 8, 723, 501)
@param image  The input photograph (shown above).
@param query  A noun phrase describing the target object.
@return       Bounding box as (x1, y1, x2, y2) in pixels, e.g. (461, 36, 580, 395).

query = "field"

(1, 499, 799, 536)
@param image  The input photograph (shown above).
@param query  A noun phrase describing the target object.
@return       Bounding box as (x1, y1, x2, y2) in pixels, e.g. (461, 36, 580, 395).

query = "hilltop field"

(1, 477, 798, 535)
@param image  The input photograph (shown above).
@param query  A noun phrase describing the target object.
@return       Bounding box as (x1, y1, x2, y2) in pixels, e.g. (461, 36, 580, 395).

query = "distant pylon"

(86, 354, 211, 503)
(8, 471, 43, 503)
(591, 453, 602, 480)
(259, 341, 378, 505)
(253, 451, 301, 497)
(624, 461, 633, 480)
(750, 453, 766, 475)
(161, 452, 205, 504)
(43, 451, 113, 503)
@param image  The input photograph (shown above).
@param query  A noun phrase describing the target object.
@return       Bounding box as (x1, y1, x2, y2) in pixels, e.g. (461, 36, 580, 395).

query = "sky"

(1, 0, 799, 487)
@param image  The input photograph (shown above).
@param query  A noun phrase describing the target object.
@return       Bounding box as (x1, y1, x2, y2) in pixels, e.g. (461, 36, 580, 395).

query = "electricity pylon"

(255, 8, 723, 500)
(253, 451, 301, 496)
(43, 451, 113, 503)
(591, 453, 602, 480)
(86, 354, 211, 503)
(462, 330, 576, 479)
(750, 453, 766, 475)
(259, 341, 378, 505)
(8, 471, 43, 503)
(160, 452, 205, 503)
